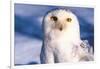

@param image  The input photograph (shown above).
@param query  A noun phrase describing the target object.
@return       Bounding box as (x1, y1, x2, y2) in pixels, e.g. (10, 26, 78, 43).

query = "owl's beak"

(59, 26, 63, 31)
(55, 23, 63, 31)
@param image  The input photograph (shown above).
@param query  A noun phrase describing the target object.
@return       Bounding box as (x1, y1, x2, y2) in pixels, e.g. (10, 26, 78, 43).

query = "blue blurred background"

(14, 3, 94, 65)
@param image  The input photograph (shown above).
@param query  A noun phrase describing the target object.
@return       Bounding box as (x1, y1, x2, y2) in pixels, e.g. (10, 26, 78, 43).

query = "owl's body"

(40, 9, 93, 64)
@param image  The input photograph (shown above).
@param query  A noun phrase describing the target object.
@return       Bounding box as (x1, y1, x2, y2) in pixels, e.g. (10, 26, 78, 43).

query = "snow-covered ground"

(15, 33, 42, 65)
(14, 4, 94, 65)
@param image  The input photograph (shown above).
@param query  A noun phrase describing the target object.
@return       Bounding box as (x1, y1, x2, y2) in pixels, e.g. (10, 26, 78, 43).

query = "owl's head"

(43, 9, 80, 32)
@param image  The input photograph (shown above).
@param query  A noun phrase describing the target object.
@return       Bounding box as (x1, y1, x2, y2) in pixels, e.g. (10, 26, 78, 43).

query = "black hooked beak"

(55, 21, 64, 31)
(59, 26, 63, 31)
(57, 23, 63, 31)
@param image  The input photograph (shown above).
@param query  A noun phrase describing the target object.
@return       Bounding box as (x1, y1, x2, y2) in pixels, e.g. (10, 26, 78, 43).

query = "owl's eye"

(51, 16, 58, 21)
(66, 18, 72, 22)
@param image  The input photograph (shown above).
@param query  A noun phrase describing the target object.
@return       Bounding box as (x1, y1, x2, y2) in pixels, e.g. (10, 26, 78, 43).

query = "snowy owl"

(40, 9, 93, 64)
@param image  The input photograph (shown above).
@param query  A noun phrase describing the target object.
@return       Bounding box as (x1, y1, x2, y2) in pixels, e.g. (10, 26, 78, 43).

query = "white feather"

(40, 9, 93, 64)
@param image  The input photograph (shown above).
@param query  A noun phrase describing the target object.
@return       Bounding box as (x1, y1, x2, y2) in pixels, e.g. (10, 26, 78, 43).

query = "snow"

(15, 33, 42, 65)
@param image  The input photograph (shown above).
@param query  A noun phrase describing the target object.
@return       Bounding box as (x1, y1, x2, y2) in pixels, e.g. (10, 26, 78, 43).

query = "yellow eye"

(51, 16, 58, 21)
(66, 18, 72, 22)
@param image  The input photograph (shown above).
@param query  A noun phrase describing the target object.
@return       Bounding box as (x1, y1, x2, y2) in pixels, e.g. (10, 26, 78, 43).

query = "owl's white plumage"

(40, 9, 93, 64)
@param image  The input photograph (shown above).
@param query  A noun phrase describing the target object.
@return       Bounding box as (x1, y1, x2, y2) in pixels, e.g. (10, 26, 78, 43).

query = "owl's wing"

(80, 40, 93, 54)
(79, 40, 94, 61)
